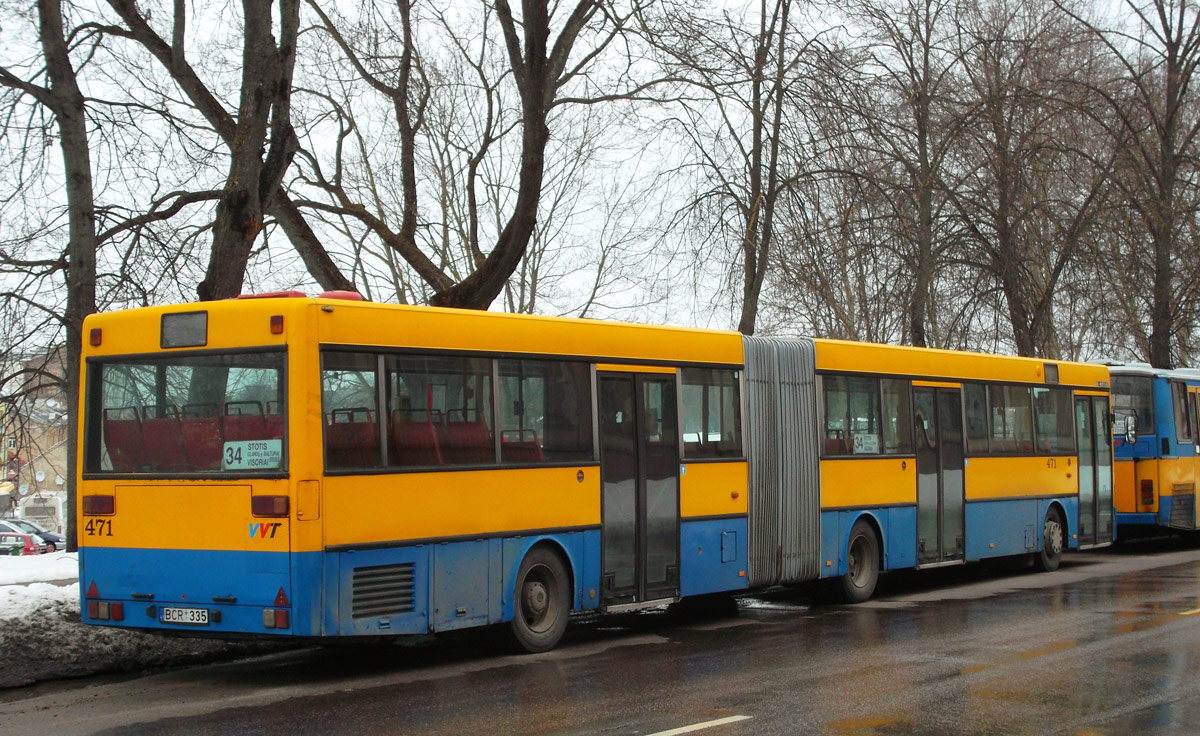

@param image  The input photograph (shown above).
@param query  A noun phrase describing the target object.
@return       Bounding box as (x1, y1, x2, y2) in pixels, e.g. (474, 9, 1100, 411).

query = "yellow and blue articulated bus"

(77, 295, 1113, 651)
(1110, 364, 1200, 535)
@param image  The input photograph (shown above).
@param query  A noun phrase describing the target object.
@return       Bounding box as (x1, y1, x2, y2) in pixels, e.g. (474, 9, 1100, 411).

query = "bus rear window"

(85, 351, 286, 475)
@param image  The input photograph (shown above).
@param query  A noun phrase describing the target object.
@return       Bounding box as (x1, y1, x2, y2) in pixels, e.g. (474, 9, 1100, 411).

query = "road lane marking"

(1180, 608, 1200, 616)
(645, 715, 752, 736)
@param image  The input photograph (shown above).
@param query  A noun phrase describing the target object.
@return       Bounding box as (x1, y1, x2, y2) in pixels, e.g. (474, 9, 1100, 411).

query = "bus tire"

(1035, 508, 1065, 572)
(841, 519, 880, 603)
(509, 546, 570, 653)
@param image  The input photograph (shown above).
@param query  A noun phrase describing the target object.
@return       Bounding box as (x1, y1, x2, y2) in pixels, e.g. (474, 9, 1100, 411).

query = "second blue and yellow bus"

(1110, 364, 1200, 534)
(77, 294, 1114, 651)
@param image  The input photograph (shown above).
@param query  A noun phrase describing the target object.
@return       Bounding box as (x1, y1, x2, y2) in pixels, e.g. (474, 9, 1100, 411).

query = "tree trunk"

(198, 0, 299, 301)
(40, 0, 98, 552)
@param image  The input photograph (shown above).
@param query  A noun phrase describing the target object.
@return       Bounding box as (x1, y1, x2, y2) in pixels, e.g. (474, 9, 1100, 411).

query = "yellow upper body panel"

(316, 299, 745, 365)
(82, 297, 746, 366)
(820, 458, 915, 508)
(965, 456, 1076, 500)
(814, 338, 1110, 389)
(680, 462, 749, 518)
(322, 467, 600, 546)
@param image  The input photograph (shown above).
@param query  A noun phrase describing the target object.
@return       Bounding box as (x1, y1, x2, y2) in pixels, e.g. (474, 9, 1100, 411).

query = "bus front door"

(598, 373, 681, 606)
(915, 387, 965, 564)
(1075, 395, 1115, 545)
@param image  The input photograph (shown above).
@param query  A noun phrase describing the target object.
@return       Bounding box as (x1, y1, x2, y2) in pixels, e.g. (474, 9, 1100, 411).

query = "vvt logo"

(249, 522, 282, 539)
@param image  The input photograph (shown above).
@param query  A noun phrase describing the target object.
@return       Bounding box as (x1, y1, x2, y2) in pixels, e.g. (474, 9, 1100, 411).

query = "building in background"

(2, 348, 68, 532)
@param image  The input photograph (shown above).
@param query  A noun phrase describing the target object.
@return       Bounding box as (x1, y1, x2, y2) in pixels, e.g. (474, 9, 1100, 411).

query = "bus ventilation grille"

(351, 563, 416, 619)
(1170, 494, 1196, 530)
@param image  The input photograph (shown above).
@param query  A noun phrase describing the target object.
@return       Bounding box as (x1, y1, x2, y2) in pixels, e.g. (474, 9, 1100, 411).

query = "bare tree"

(643, 0, 830, 335)
(835, 0, 968, 347)
(298, 0, 647, 311)
(0, 0, 100, 550)
(945, 0, 1112, 357)
(1058, 0, 1200, 367)
(103, 0, 354, 299)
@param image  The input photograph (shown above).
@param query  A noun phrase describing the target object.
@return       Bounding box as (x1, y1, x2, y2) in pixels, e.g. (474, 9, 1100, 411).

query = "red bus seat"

(824, 438, 848, 455)
(224, 401, 267, 442)
(264, 401, 285, 439)
(181, 404, 223, 470)
(501, 429, 543, 463)
(103, 407, 144, 472)
(141, 405, 188, 472)
(327, 408, 378, 468)
(390, 412, 442, 466)
(438, 420, 493, 464)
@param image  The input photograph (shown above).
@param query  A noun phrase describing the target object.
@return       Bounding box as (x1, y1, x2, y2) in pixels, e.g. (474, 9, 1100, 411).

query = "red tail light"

(82, 495, 115, 515)
(86, 581, 99, 599)
(87, 600, 99, 619)
(274, 587, 290, 607)
(274, 609, 289, 629)
(251, 495, 289, 517)
(110, 602, 124, 621)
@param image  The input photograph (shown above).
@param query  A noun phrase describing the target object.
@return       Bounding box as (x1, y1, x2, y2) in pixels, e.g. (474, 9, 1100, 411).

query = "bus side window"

(881, 379, 911, 454)
(1173, 382, 1192, 443)
(321, 352, 380, 470)
(989, 385, 1033, 453)
(1033, 387, 1075, 454)
(681, 367, 742, 459)
(1191, 393, 1200, 449)
(965, 384, 989, 454)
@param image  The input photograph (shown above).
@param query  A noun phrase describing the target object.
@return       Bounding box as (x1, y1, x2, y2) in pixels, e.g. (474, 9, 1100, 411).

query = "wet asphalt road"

(4, 538, 1200, 735)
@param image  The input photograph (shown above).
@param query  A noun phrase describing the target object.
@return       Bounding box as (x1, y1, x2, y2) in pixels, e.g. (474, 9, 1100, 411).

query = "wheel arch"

(1043, 500, 1069, 551)
(503, 536, 579, 623)
(843, 510, 885, 572)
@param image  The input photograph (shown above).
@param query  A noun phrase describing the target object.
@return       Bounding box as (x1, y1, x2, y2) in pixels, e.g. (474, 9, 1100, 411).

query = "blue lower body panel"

(1116, 511, 1158, 532)
(816, 497, 1077, 579)
(819, 507, 917, 579)
(79, 546, 305, 636)
(332, 530, 601, 637)
(679, 517, 750, 597)
(964, 496, 1077, 559)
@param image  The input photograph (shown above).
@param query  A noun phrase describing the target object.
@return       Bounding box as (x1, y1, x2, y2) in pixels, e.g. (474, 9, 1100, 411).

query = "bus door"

(1075, 395, 1115, 545)
(598, 371, 680, 606)
(914, 386, 964, 564)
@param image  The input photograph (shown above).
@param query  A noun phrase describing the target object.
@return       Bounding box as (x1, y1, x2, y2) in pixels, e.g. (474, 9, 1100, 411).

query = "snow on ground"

(0, 552, 281, 689)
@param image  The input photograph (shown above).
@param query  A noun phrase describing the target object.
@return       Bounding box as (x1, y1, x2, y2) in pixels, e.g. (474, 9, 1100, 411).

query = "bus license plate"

(160, 606, 209, 625)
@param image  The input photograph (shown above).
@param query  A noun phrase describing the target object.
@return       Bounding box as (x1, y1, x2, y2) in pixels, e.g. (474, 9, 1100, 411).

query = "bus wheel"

(1035, 508, 1065, 572)
(509, 546, 570, 653)
(841, 519, 880, 603)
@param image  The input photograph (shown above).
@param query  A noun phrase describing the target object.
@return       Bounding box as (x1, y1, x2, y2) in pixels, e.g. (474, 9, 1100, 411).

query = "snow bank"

(0, 550, 80, 587)
(0, 552, 284, 689)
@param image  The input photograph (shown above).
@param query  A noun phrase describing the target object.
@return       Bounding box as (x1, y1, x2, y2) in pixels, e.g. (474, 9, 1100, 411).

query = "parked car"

(2, 518, 64, 552)
(0, 521, 48, 553)
(0, 532, 42, 556)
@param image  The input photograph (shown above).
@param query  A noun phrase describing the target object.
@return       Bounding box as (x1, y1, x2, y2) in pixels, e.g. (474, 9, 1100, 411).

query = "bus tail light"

(85, 582, 124, 621)
(262, 608, 290, 629)
(251, 496, 289, 517)
(1141, 479, 1155, 507)
(83, 495, 115, 515)
(270, 315, 284, 334)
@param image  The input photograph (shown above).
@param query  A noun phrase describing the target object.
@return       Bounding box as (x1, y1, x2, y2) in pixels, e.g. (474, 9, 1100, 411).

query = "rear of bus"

(78, 297, 317, 637)
(1111, 365, 1200, 534)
